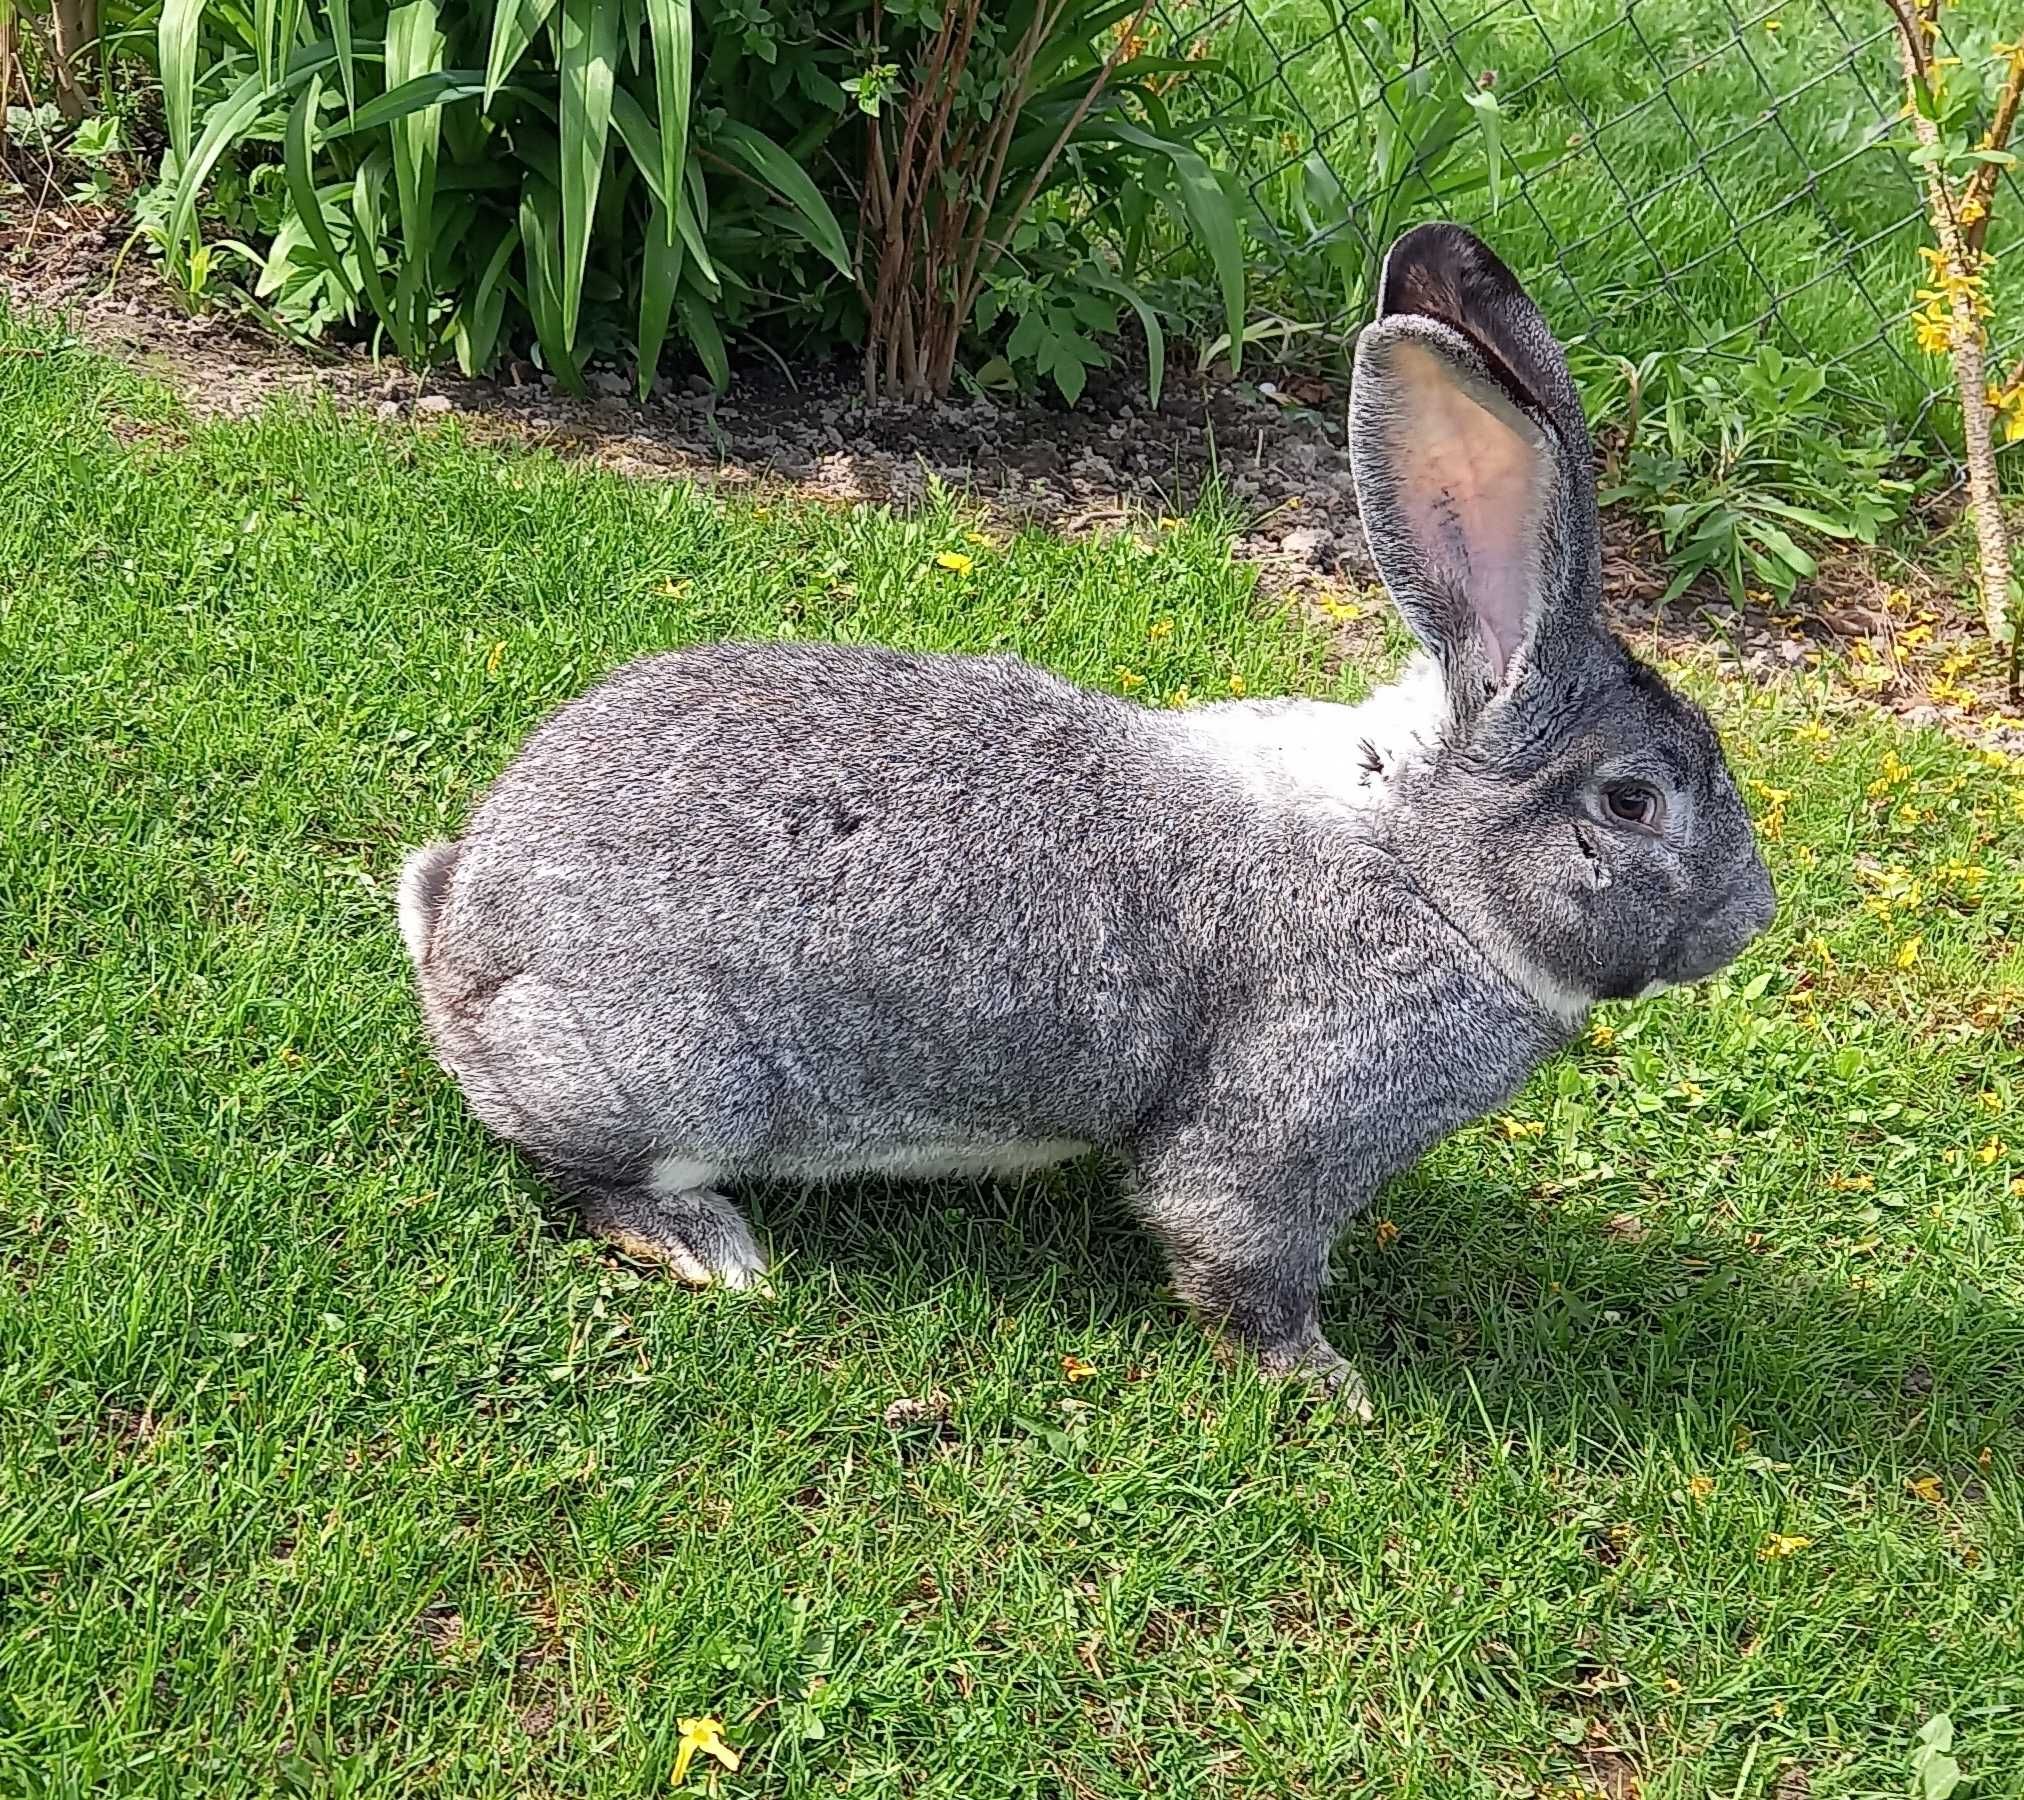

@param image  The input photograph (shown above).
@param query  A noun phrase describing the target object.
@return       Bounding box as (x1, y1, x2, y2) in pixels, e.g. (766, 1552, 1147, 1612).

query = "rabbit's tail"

(398, 840, 462, 966)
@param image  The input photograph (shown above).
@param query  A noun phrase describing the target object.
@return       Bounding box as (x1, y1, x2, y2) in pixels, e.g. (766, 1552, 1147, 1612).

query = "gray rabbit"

(399, 224, 1774, 1412)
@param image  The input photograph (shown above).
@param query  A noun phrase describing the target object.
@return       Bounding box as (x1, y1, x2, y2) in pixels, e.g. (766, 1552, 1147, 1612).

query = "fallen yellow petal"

(1061, 1354, 1098, 1383)
(933, 552, 974, 575)
(1759, 1532, 1811, 1561)
(1907, 1474, 1945, 1505)
(672, 1716, 739, 1787)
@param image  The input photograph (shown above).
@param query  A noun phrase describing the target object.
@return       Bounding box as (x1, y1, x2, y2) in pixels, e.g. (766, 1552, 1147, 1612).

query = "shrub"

(1595, 345, 1916, 608)
(131, 0, 1242, 401)
(145, 1, 861, 394)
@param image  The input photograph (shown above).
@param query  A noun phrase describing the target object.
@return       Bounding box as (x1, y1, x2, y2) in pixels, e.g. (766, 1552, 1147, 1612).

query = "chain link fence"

(1146, 0, 2019, 449)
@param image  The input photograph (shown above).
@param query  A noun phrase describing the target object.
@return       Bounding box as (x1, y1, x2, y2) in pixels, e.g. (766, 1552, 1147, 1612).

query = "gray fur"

(399, 224, 1774, 1403)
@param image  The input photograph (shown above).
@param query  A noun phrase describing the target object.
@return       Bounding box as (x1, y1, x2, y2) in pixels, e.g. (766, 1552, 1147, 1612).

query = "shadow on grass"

(541, 1154, 2019, 1457)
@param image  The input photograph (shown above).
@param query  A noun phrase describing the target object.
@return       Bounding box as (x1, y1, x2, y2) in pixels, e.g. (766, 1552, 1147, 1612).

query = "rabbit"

(398, 222, 1775, 1415)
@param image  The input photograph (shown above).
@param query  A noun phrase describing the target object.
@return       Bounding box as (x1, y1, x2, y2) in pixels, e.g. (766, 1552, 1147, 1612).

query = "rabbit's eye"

(1603, 782, 1664, 830)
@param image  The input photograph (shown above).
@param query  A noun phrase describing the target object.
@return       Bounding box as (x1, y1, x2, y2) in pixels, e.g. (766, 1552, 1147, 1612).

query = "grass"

(2, 308, 2023, 1799)
(1179, 0, 2021, 441)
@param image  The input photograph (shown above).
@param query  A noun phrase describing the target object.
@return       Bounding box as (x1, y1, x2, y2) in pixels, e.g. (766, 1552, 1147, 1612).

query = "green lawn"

(2, 312, 2022, 1800)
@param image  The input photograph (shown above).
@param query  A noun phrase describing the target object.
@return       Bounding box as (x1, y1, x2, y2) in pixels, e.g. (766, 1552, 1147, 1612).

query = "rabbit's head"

(1350, 223, 1775, 1008)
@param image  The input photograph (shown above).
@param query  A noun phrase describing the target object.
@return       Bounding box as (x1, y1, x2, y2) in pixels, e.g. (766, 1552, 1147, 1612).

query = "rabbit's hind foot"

(561, 1170, 768, 1290)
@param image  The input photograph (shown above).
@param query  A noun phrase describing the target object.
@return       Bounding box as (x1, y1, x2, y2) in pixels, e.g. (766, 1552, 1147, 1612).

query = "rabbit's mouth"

(1667, 863, 1779, 987)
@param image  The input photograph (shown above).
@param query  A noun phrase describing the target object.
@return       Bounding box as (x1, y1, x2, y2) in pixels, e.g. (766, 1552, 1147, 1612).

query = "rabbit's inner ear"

(1383, 339, 1551, 684)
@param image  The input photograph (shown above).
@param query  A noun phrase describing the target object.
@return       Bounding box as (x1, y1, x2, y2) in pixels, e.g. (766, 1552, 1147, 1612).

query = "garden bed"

(5, 187, 2021, 753)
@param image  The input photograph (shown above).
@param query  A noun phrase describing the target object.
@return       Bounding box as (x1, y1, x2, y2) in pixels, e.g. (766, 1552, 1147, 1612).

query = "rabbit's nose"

(1740, 854, 1777, 939)
(1675, 862, 1777, 983)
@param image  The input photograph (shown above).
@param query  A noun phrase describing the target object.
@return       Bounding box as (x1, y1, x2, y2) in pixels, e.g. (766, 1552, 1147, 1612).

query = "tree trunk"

(49, 0, 101, 123)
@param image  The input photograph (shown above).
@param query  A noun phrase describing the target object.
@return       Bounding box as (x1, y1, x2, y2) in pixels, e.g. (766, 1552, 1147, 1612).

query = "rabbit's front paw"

(1257, 1336, 1374, 1423)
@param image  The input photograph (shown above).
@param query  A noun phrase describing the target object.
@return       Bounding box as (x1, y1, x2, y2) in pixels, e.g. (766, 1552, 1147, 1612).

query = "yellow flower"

(1499, 1116, 1545, 1139)
(1165, 684, 1191, 709)
(1793, 720, 1832, 744)
(1976, 1138, 2007, 1165)
(1913, 306, 1955, 357)
(1988, 381, 2024, 445)
(1373, 1218, 1401, 1249)
(1116, 667, 1146, 692)
(1765, 16, 1781, 29)
(1157, 515, 1183, 531)
(485, 639, 506, 675)
(1061, 1354, 1098, 1382)
(1907, 1474, 1945, 1505)
(1227, 672, 1247, 697)
(1589, 1022, 1616, 1049)
(933, 551, 974, 576)
(1687, 1475, 1715, 1501)
(964, 530, 990, 545)
(1895, 936, 1922, 970)
(1148, 617, 1175, 640)
(672, 1717, 740, 1787)
(1759, 1532, 1811, 1561)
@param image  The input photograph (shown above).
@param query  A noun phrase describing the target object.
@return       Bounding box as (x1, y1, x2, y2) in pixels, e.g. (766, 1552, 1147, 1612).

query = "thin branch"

(1887, 3, 2012, 649)
(1962, 48, 2022, 256)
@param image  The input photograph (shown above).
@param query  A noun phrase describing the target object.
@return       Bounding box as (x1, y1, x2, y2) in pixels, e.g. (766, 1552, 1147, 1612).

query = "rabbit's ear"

(1349, 223, 1601, 720)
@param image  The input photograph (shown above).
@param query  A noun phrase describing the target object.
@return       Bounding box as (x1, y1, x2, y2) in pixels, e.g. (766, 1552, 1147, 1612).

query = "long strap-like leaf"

(519, 178, 585, 390)
(385, 0, 447, 360)
(484, 0, 558, 107)
(166, 42, 342, 252)
(328, 0, 356, 109)
(160, 0, 204, 167)
(609, 86, 714, 288)
(283, 74, 358, 310)
(456, 218, 522, 376)
(636, 194, 683, 397)
(556, 0, 619, 350)
(643, 0, 689, 251)
(712, 119, 852, 279)
(1098, 119, 1245, 374)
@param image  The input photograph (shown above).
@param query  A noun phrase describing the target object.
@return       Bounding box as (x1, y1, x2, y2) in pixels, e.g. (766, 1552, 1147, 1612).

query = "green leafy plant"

(143, 0, 855, 393)
(116, 0, 1233, 403)
(1599, 345, 1916, 607)
(1281, 10, 1523, 327)
(853, 0, 1237, 402)
(975, 233, 1163, 406)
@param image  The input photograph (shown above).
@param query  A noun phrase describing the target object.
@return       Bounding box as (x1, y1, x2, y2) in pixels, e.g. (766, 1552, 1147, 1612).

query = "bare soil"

(5, 185, 2018, 752)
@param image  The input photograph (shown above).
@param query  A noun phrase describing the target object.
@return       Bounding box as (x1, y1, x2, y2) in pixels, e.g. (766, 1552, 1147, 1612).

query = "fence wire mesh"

(1143, 0, 2020, 451)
